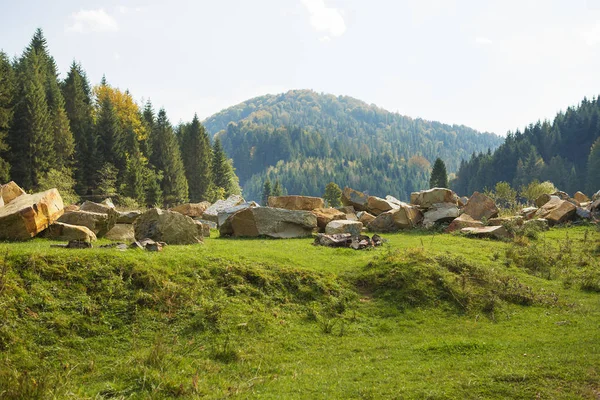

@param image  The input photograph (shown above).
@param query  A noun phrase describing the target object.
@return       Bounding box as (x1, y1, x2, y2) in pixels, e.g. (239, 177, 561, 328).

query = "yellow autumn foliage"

(93, 84, 148, 141)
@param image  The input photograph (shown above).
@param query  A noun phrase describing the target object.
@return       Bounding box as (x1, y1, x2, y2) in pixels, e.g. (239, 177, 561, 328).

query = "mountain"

(452, 96, 600, 197)
(203, 90, 503, 202)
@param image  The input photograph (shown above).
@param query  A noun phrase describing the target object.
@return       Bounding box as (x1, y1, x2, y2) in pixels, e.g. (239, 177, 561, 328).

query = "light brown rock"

(194, 220, 211, 237)
(535, 197, 577, 225)
(0, 189, 64, 240)
(105, 223, 135, 241)
(357, 211, 376, 225)
(366, 196, 399, 216)
(222, 207, 317, 238)
(117, 210, 142, 224)
(410, 188, 457, 209)
(170, 202, 211, 218)
(325, 220, 363, 236)
(1, 181, 26, 205)
(134, 208, 202, 244)
(462, 192, 499, 221)
(44, 222, 97, 242)
(268, 196, 324, 211)
(461, 226, 512, 240)
(446, 214, 484, 232)
(520, 207, 538, 220)
(59, 210, 118, 237)
(311, 207, 346, 231)
(367, 203, 423, 232)
(573, 191, 590, 203)
(535, 193, 553, 208)
(487, 216, 523, 226)
(341, 187, 369, 211)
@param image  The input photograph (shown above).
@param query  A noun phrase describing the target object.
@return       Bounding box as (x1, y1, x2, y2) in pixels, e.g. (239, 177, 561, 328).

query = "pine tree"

(150, 109, 188, 205)
(261, 178, 272, 205)
(587, 137, 600, 195)
(0, 51, 15, 182)
(429, 158, 448, 188)
(95, 93, 122, 187)
(323, 182, 342, 207)
(272, 179, 283, 196)
(212, 137, 240, 197)
(181, 114, 213, 202)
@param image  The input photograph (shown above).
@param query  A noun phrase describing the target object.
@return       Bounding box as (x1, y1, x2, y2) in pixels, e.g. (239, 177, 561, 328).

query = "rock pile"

(314, 233, 384, 250)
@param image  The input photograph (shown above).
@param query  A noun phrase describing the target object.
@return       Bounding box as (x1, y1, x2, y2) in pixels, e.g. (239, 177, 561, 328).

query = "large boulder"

(58, 210, 118, 237)
(462, 192, 499, 221)
(520, 206, 538, 220)
(422, 203, 460, 228)
(535, 197, 577, 225)
(0, 189, 64, 240)
(268, 195, 324, 211)
(410, 188, 457, 209)
(461, 226, 512, 240)
(44, 222, 97, 242)
(535, 193, 553, 208)
(80, 200, 118, 216)
(573, 191, 590, 203)
(105, 224, 135, 241)
(367, 203, 423, 232)
(217, 203, 256, 235)
(117, 210, 142, 224)
(325, 220, 363, 236)
(194, 220, 211, 238)
(341, 187, 369, 212)
(170, 202, 211, 218)
(221, 207, 317, 238)
(202, 195, 245, 223)
(357, 211, 376, 225)
(366, 196, 399, 216)
(311, 207, 346, 231)
(1, 181, 26, 205)
(446, 214, 484, 233)
(134, 208, 202, 244)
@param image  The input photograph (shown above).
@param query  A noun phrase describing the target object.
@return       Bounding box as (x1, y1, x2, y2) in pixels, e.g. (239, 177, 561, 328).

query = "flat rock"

(573, 191, 590, 203)
(461, 226, 512, 240)
(446, 214, 484, 233)
(217, 203, 256, 235)
(535, 197, 577, 225)
(105, 223, 135, 241)
(325, 220, 363, 236)
(117, 210, 142, 224)
(535, 193, 553, 208)
(462, 192, 499, 221)
(458, 196, 469, 208)
(202, 195, 245, 223)
(222, 207, 317, 238)
(43, 222, 97, 242)
(410, 188, 457, 209)
(1, 181, 26, 205)
(311, 207, 346, 231)
(134, 208, 202, 244)
(80, 200, 116, 215)
(520, 207, 538, 220)
(357, 211, 376, 225)
(170, 202, 211, 218)
(366, 196, 399, 216)
(341, 187, 369, 212)
(422, 202, 459, 228)
(0, 189, 64, 240)
(367, 202, 422, 232)
(268, 195, 324, 211)
(576, 207, 591, 219)
(59, 210, 117, 237)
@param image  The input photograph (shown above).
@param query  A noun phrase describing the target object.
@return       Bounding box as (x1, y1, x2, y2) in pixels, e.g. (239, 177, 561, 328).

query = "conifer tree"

(261, 178, 272, 205)
(587, 137, 600, 195)
(429, 158, 448, 188)
(272, 179, 283, 196)
(212, 137, 241, 197)
(0, 52, 15, 182)
(181, 114, 213, 201)
(95, 93, 122, 185)
(323, 182, 342, 207)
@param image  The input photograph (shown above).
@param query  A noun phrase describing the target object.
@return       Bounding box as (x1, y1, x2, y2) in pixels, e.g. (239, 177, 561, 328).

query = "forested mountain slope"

(204, 90, 502, 201)
(452, 96, 600, 196)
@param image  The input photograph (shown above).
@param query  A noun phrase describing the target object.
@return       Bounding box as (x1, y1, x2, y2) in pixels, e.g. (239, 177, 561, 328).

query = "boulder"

(105, 224, 135, 241)
(311, 207, 346, 231)
(367, 203, 423, 232)
(0, 196, 3, 207)
(446, 214, 484, 233)
(221, 207, 317, 238)
(202, 195, 245, 223)
(268, 196, 324, 211)
(134, 208, 202, 245)
(520, 207, 538, 220)
(64, 204, 80, 213)
(194, 220, 211, 237)
(535, 197, 577, 225)
(458, 196, 469, 208)
(58, 210, 117, 237)
(217, 204, 256, 235)
(462, 192, 499, 221)
(325, 220, 363, 236)
(461, 226, 512, 240)
(410, 188, 457, 209)
(336, 206, 356, 214)
(195, 218, 217, 229)
(341, 187, 369, 211)
(535, 193, 553, 208)
(80, 200, 119, 216)
(422, 203, 460, 228)
(1, 181, 26, 205)
(487, 216, 523, 227)
(43, 222, 97, 242)
(366, 196, 399, 216)
(573, 191, 590, 203)
(117, 210, 142, 224)
(101, 198, 116, 209)
(357, 211, 376, 225)
(0, 189, 64, 241)
(576, 207, 592, 220)
(385, 195, 404, 206)
(345, 212, 359, 221)
(522, 218, 549, 232)
(170, 202, 211, 218)
(552, 191, 570, 200)
(593, 190, 600, 202)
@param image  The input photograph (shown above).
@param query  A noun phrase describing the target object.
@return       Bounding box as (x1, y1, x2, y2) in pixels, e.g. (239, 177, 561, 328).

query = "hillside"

(452, 96, 600, 196)
(204, 90, 503, 202)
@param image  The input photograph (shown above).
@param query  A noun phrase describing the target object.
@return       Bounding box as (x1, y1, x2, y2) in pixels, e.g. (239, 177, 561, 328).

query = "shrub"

(519, 180, 557, 205)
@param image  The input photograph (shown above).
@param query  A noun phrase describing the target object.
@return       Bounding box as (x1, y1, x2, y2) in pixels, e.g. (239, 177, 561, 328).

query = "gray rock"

(220, 207, 317, 238)
(117, 210, 142, 224)
(422, 202, 459, 228)
(105, 223, 135, 241)
(461, 226, 512, 240)
(202, 195, 245, 223)
(367, 203, 423, 232)
(58, 210, 117, 237)
(341, 187, 369, 212)
(325, 220, 363, 236)
(134, 208, 202, 244)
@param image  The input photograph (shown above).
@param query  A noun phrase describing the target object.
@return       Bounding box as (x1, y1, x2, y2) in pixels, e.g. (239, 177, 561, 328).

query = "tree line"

(0, 29, 239, 206)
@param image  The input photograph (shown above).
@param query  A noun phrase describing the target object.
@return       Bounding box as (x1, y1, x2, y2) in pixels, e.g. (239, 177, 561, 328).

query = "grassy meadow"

(0, 225, 599, 399)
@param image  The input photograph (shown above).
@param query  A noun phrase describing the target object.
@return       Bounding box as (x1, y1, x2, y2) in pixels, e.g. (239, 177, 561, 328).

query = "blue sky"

(2, 0, 600, 135)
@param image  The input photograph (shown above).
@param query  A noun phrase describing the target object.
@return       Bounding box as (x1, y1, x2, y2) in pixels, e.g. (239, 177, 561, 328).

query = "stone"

(422, 202, 460, 228)
(535, 193, 553, 208)
(314, 233, 353, 247)
(170, 202, 211, 218)
(573, 191, 590, 203)
(101, 198, 116, 209)
(195, 218, 217, 229)
(43, 222, 97, 242)
(462, 192, 499, 221)
(1, 181, 26, 205)
(194, 220, 211, 237)
(345, 213, 359, 221)
(0, 189, 64, 240)
(64, 204, 80, 212)
(385, 195, 404, 206)
(105, 224, 135, 241)
(357, 211, 376, 225)
(552, 191, 570, 200)
(446, 214, 484, 233)
(221, 207, 317, 238)
(117, 210, 142, 224)
(367, 203, 423, 232)
(410, 188, 458, 209)
(58, 210, 117, 237)
(341, 187, 369, 211)
(336, 206, 356, 214)
(311, 207, 346, 231)
(134, 208, 202, 244)
(461, 226, 512, 240)
(535, 197, 577, 225)
(366, 196, 399, 216)
(522, 218, 549, 232)
(487, 216, 523, 226)
(0, 196, 3, 208)
(325, 220, 363, 236)
(268, 195, 324, 211)
(217, 203, 256, 235)
(202, 195, 245, 223)
(80, 200, 117, 215)
(520, 207, 539, 220)
(576, 207, 592, 219)
(593, 190, 600, 202)
(458, 196, 469, 208)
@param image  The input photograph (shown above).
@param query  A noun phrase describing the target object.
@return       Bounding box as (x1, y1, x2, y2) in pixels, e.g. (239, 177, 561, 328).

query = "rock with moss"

(134, 208, 202, 245)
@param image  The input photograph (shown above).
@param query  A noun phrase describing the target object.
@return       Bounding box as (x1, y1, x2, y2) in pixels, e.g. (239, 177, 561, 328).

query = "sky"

(2, 0, 600, 135)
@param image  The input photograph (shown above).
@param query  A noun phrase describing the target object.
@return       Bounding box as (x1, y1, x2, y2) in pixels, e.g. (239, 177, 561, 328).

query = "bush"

(519, 180, 557, 205)
(37, 168, 79, 206)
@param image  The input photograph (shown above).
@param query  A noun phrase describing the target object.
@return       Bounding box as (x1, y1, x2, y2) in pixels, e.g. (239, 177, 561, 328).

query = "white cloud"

(582, 22, 600, 46)
(475, 36, 493, 45)
(65, 9, 118, 33)
(114, 52, 121, 61)
(301, 0, 346, 39)
(117, 5, 144, 14)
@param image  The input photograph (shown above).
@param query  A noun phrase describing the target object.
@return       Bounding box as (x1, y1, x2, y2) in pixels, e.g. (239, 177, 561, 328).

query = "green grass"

(0, 226, 598, 399)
